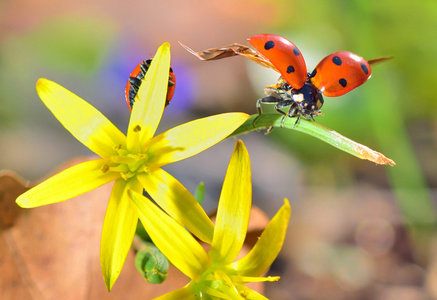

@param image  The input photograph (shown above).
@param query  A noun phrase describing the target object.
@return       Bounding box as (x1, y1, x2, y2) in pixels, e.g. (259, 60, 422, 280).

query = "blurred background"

(1, 0, 437, 299)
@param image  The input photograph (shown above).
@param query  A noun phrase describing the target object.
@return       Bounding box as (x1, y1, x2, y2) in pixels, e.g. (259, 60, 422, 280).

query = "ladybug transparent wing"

(248, 34, 307, 89)
(179, 41, 279, 72)
(310, 51, 373, 97)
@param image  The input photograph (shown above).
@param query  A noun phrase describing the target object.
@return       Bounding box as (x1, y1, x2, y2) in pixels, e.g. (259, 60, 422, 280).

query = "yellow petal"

(209, 140, 252, 265)
(36, 79, 126, 158)
(237, 285, 270, 300)
(234, 275, 280, 283)
(137, 169, 214, 243)
(147, 113, 250, 166)
(127, 43, 171, 152)
(16, 159, 119, 208)
(155, 284, 197, 300)
(129, 190, 211, 281)
(101, 179, 142, 291)
(229, 199, 291, 276)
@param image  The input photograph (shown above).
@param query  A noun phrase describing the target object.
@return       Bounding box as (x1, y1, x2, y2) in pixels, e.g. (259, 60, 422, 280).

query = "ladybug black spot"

(339, 78, 347, 87)
(287, 65, 295, 73)
(293, 47, 300, 56)
(265, 41, 275, 50)
(332, 56, 342, 66)
(361, 62, 369, 74)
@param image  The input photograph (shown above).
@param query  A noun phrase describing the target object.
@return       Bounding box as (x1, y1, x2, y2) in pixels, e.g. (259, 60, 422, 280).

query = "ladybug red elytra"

(125, 59, 176, 111)
(180, 34, 390, 126)
(248, 34, 390, 125)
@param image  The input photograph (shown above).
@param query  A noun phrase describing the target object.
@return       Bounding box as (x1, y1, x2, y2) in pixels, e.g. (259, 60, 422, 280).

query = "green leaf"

(229, 114, 395, 166)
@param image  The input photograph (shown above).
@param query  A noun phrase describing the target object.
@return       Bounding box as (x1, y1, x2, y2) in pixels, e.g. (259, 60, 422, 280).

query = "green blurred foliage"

(254, 0, 437, 259)
(253, 0, 437, 184)
(194, 181, 205, 205)
(25, 17, 115, 74)
(271, 0, 437, 116)
(0, 16, 117, 125)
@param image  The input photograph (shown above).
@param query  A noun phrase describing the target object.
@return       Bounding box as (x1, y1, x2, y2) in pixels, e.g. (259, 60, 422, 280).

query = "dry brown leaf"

(179, 41, 279, 72)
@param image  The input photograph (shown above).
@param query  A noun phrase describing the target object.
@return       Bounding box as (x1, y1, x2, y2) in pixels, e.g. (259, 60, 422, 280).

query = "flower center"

(193, 267, 241, 299)
(193, 266, 280, 299)
(101, 145, 152, 180)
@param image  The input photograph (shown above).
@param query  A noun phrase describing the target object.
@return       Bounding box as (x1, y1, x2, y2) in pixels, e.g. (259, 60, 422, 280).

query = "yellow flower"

(129, 140, 291, 299)
(16, 43, 250, 291)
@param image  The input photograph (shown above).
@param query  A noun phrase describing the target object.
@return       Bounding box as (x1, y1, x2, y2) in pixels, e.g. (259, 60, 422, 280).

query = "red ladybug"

(125, 59, 176, 111)
(248, 34, 389, 124)
(180, 34, 389, 126)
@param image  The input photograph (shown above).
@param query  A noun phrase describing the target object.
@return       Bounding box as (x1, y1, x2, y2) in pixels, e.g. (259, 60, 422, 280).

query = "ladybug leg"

(276, 101, 304, 128)
(309, 114, 317, 122)
(274, 100, 293, 116)
(253, 96, 280, 126)
(129, 77, 141, 91)
(140, 60, 151, 72)
(307, 111, 323, 122)
(287, 105, 301, 127)
(273, 100, 297, 128)
(293, 115, 301, 127)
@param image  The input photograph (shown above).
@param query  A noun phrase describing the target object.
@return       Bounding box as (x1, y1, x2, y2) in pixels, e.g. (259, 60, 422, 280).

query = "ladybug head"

(291, 81, 324, 115)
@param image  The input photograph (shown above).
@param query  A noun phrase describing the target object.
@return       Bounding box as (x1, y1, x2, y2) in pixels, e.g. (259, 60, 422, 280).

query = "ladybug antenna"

(368, 56, 393, 66)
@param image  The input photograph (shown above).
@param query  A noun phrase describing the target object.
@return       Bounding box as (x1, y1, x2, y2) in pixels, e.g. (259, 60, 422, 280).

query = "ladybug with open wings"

(125, 59, 176, 111)
(181, 34, 389, 126)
